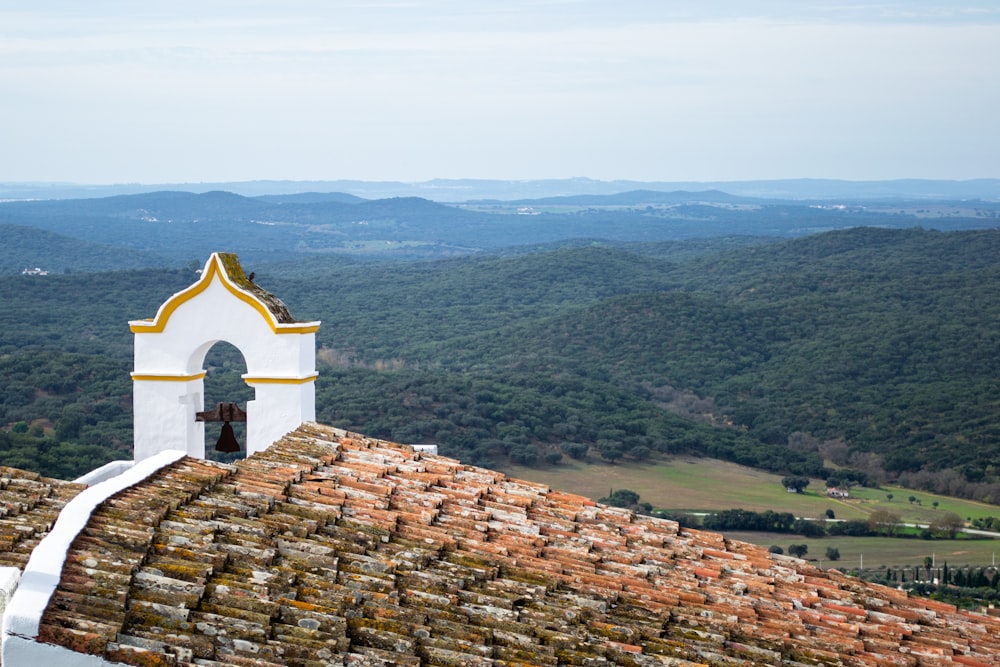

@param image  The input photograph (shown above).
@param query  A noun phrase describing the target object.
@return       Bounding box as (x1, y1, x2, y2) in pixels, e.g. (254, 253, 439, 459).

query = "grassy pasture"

(723, 531, 1000, 570)
(501, 456, 1000, 523)
(500, 456, 1000, 569)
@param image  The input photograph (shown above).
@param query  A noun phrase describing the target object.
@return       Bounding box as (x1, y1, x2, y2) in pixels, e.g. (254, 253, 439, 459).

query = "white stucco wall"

(132, 276, 315, 376)
(73, 460, 135, 486)
(245, 382, 317, 456)
(0, 569, 20, 620)
(130, 253, 319, 461)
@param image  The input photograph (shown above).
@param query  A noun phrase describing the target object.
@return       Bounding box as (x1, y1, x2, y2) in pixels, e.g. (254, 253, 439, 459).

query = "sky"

(2, 1, 999, 184)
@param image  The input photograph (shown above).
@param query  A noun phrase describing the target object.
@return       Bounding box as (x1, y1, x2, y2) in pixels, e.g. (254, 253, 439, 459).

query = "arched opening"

(201, 341, 252, 463)
(131, 253, 320, 463)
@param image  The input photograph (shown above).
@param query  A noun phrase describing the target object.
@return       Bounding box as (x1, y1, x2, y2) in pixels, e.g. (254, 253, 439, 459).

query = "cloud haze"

(2, 1, 998, 183)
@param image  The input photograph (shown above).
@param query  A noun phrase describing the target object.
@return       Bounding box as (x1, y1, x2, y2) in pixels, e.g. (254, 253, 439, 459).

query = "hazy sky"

(2, 1, 998, 184)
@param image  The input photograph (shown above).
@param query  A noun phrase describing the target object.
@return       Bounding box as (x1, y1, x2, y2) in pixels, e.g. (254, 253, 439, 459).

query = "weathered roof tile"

(0, 470, 85, 570)
(21, 423, 1000, 665)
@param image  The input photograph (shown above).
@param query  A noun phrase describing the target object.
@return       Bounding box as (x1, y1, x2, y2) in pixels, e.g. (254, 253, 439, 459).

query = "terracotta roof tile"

(25, 423, 1000, 665)
(0, 468, 85, 569)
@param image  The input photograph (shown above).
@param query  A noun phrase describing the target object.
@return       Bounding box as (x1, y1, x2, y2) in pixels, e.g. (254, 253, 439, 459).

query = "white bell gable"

(130, 253, 320, 461)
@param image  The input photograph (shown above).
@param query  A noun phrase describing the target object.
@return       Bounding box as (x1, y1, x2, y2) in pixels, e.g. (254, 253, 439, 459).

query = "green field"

(500, 456, 1000, 569)
(501, 456, 1000, 523)
(723, 531, 1000, 570)
(506, 456, 870, 517)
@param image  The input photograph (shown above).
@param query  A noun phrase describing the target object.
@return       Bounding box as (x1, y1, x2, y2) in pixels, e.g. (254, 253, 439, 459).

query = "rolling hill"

(1, 226, 998, 508)
(2, 187, 999, 269)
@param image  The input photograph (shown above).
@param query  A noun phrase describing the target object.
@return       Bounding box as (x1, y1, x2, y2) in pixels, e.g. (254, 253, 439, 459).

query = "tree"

(55, 406, 86, 441)
(768, 545, 784, 555)
(929, 512, 964, 539)
(794, 518, 826, 538)
(598, 441, 624, 464)
(560, 442, 588, 460)
(886, 493, 893, 502)
(867, 509, 902, 536)
(825, 546, 841, 562)
(628, 444, 652, 461)
(782, 476, 810, 493)
(827, 519, 871, 537)
(508, 444, 538, 466)
(542, 450, 562, 465)
(825, 509, 836, 519)
(600, 488, 640, 508)
(788, 544, 808, 558)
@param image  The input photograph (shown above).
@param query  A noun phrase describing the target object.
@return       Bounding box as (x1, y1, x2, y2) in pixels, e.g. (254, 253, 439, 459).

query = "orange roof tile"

(0, 467, 86, 570)
(25, 423, 1000, 665)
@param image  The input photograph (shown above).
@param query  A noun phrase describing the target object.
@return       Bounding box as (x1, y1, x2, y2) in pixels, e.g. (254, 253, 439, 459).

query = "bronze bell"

(196, 402, 247, 454)
(215, 421, 241, 453)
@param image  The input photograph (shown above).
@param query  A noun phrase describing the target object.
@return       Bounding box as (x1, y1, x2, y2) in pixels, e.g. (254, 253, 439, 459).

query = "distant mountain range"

(3, 177, 1000, 202)
(2, 186, 998, 271)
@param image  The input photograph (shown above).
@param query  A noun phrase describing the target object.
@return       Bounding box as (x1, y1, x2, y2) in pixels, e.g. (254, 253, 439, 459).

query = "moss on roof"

(36, 424, 1000, 666)
(216, 252, 298, 324)
(0, 467, 85, 570)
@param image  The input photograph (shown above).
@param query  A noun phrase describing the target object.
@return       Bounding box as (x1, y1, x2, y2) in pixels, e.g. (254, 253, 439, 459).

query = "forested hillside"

(2, 189, 998, 268)
(0, 225, 169, 274)
(1, 227, 998, 504)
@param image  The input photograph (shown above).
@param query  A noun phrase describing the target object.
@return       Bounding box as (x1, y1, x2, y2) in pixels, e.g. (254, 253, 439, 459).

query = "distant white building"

(20, 267, 48, 276)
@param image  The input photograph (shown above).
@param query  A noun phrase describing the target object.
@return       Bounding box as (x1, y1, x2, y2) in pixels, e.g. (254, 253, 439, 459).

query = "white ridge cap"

(2, 449, 186, 641)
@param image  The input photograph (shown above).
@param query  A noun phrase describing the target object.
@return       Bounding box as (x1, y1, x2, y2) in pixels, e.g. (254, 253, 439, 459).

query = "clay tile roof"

(0, 467, 86, 570)
(37, 423, 1000, 665)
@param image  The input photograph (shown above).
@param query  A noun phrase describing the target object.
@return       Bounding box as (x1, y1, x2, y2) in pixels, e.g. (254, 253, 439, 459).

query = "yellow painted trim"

(128, 253, 320, 335)
(131, 371, 207, 382)
(243, 374, 319, 385)
(282, 323, 321, 334)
